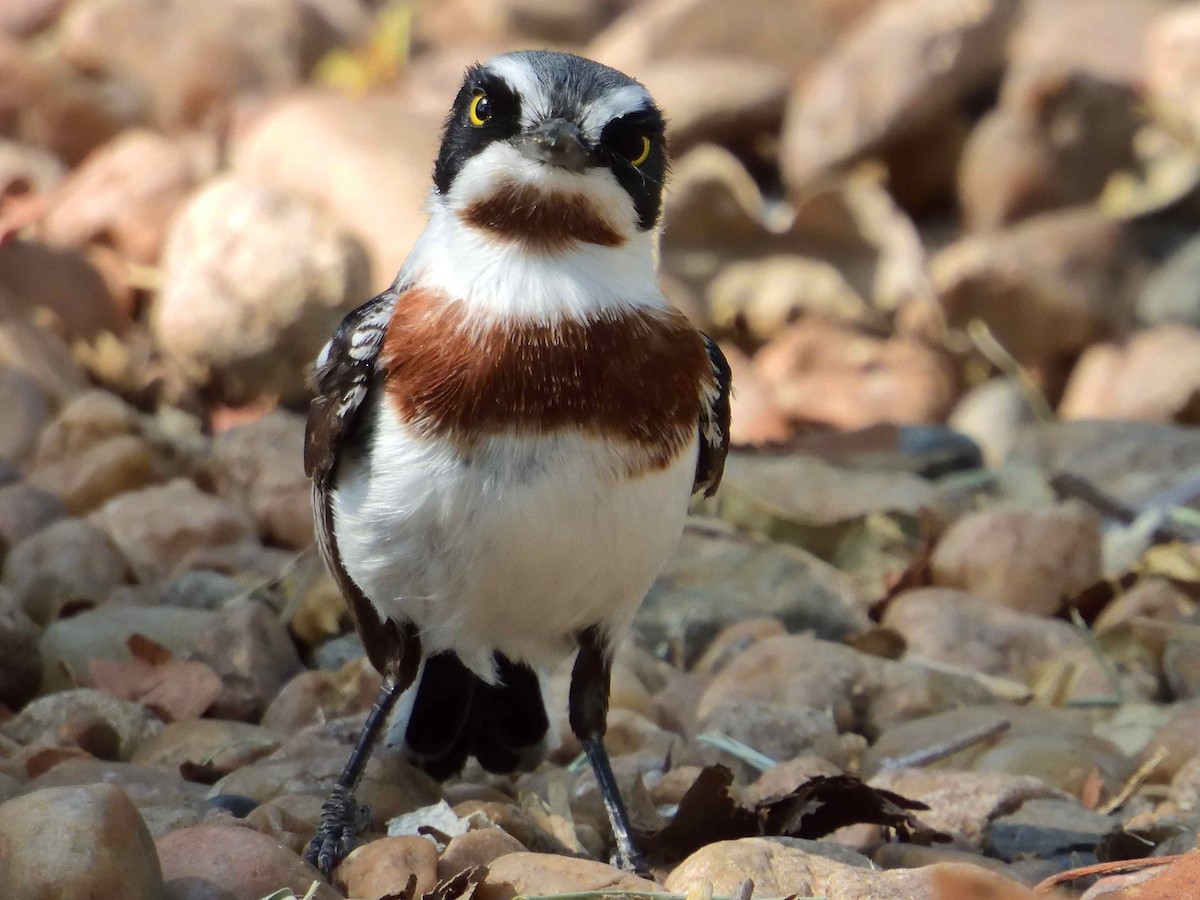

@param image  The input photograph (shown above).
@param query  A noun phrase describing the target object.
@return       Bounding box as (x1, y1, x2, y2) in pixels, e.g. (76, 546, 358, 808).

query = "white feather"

(332, 404, 698, 682)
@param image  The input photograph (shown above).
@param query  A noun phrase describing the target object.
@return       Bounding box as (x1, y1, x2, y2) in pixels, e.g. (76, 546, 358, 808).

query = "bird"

(302, 49, 731, 877)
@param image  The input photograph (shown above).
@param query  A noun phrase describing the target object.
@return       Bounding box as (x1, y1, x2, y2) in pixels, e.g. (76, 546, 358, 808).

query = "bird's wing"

(305, 286, 415, 674)
(694, 333, 732, 497)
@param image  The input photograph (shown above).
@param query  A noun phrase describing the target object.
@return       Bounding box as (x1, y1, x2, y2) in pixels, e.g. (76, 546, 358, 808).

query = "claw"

(305, 785, 371, 877)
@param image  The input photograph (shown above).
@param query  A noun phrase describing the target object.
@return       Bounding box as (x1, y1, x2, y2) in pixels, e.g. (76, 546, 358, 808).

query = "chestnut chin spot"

(460, 181, 625, 250)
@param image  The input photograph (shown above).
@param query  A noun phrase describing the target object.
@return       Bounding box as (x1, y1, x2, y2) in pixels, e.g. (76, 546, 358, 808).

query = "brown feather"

(381, 289, 711, 473)
(460, 181, 625, 250)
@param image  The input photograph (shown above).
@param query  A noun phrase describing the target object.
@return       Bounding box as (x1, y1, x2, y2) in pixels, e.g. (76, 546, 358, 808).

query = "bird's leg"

(570, 626, 650, 876)
(305, 673, 403, 877)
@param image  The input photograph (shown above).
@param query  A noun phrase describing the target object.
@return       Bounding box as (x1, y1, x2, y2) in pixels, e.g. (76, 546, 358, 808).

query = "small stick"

(967, 319, 1055, 422)
(1098, 745, 1168, 815)
(1050, 472, 1197, 544)
(734, 880, 754, 900)
(1033, 852, 1187, 894)
(1069, 608, 1125, 705)
(878, 718, 1011, 771)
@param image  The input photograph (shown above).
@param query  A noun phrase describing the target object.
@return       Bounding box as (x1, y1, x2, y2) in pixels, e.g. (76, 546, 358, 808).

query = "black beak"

(517, 118, 590, 171)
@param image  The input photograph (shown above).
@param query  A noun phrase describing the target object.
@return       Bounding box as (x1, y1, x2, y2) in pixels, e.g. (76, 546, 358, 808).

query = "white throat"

(396, 142, 667, 324)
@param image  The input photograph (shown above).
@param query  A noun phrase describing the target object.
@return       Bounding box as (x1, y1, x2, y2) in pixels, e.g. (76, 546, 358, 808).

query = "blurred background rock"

(5, 3, 1200, 896)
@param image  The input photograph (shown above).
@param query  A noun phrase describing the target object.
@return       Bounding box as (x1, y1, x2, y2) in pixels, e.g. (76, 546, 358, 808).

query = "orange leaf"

(126, 633, 173, 666)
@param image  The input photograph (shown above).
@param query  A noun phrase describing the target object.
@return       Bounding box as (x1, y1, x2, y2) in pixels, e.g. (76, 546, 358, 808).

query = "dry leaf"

(89, 654, 223, 723)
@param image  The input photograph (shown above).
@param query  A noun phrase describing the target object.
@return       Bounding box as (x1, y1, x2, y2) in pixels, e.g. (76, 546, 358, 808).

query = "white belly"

(331, 399, 696, 680)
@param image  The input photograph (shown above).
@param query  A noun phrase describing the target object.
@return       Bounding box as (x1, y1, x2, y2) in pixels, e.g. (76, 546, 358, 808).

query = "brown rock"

(947, 379, 1033, 467)
(780, 0, 1021, 191)
(694, 617, 787, 676)
(0, 366, 47, 464)
(882, 587, 1088, 680)
(0, 35, 139, 165)
(132, 719, 283, 772)
(697, 633, 867, 730)
(335, 835, 439, 900)
(42, 130, 210, 263)
(1060, 325, 1200, 422)
(39, 607, 218, 696)
(58, 0, 344, 128)
(242, 792, 324, 855)
(0, 784, 165, 899)
(959, 72, 1140, 231)
(204, 410, 312, 548)
(0, 239, 125, 341)
(1139, 701, 1200, 782)
(28, 759, 207, 810)
(478, 852, 660, 900)
(89, 479, 256, 582)
(590, 0, 876, 80)
(970, 732, 1133, 795)
(32, 389, 142, 464)
(722, 347, 792, 445)
(666, 837, 870, 894)
(930, 504, 1101, 616)
(30, 435, 159, 515)
(825, 861, 1036, 899)
(744, 756, 845, 806)
(868, 768, 1065, 845)
(0, 482, 66, 557)
(1146, 4, 1200, 145)
(3, 519, 126, 625)
(638, 57, 788, 155)
(157, 825, 339, 900)
(754, 319, 960, 428)
(699, 701, 839, 768)
(212, 747, 441, 828)
(438, 828, 527, 879)
(192, 599, 304, 721)
(261, 660, 381, 733)
(0, 0, 71, 36)
(0, 689, 161, 759)
(233, 89, 442, 283)
(153, 175, 371, 405)
(0, 584, 39, 708)
(932, 208, 1131, 368)
(0, 286, 88, 404)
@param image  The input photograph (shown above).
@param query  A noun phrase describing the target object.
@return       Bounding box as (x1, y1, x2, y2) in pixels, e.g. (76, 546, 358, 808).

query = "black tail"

(400, 651, 549, 781)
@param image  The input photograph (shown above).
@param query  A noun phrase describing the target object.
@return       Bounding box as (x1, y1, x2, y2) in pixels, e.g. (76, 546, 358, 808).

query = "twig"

(1069, 608, 1126, 705)
(877, 718, 1010, 771)
(734, 880, 754, 900)
(967, 319, 1055, 422)
(1033, 852, 1187, 894)
(1050, 472, 1197, 544)
(1099, 745, 1168, 815)
(696, 732, 777, 773)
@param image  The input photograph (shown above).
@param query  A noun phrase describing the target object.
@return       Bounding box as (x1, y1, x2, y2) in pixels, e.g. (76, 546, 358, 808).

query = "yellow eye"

(630, 135, 651, 166)
(469, 91, 491, 127)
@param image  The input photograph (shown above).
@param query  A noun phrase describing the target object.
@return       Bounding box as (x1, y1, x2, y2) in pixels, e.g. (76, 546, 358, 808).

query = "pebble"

(0, 583, 40, 708)
(153, 175, 371, 405)
(666, 837, 871, 895)
(204, 410, 312, 549)
(0, 783, 165, 899)
(261, 661, 381, 734)
(869, 768, 1066, 846)
(132, 719, 283, 772)
(38, 604, 217, 693)
(1, 688, 162, 760)
(0, 482, 67, 558)
(0, 365, 47, 464)
(970, 732, 1133, 795)
(89, 478, 256, 582)
(930, 504, 1102, 616)
(984, 797, 1116, 861)
(335, 835, 440, 899)
(478, 852, 661, 899)
(30, 433, 159, 515)
(2, 518, 127, 624)
(191, 598, 303, 721)
(438, 828, 528, 878)
(156, 825, 340, 900)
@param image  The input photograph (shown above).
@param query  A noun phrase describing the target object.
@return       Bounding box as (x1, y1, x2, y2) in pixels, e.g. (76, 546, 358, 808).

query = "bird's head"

(431, 51, 667, 251)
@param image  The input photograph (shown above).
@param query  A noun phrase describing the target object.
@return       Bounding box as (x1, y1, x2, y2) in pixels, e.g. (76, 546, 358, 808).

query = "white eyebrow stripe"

(486, 55, 548, 127)
(580, 84, 652, 139)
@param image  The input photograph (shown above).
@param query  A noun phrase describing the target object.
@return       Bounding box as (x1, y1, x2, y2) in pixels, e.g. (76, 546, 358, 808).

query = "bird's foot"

(613, 840, 652, 879)
(304, 784, 371, 878)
